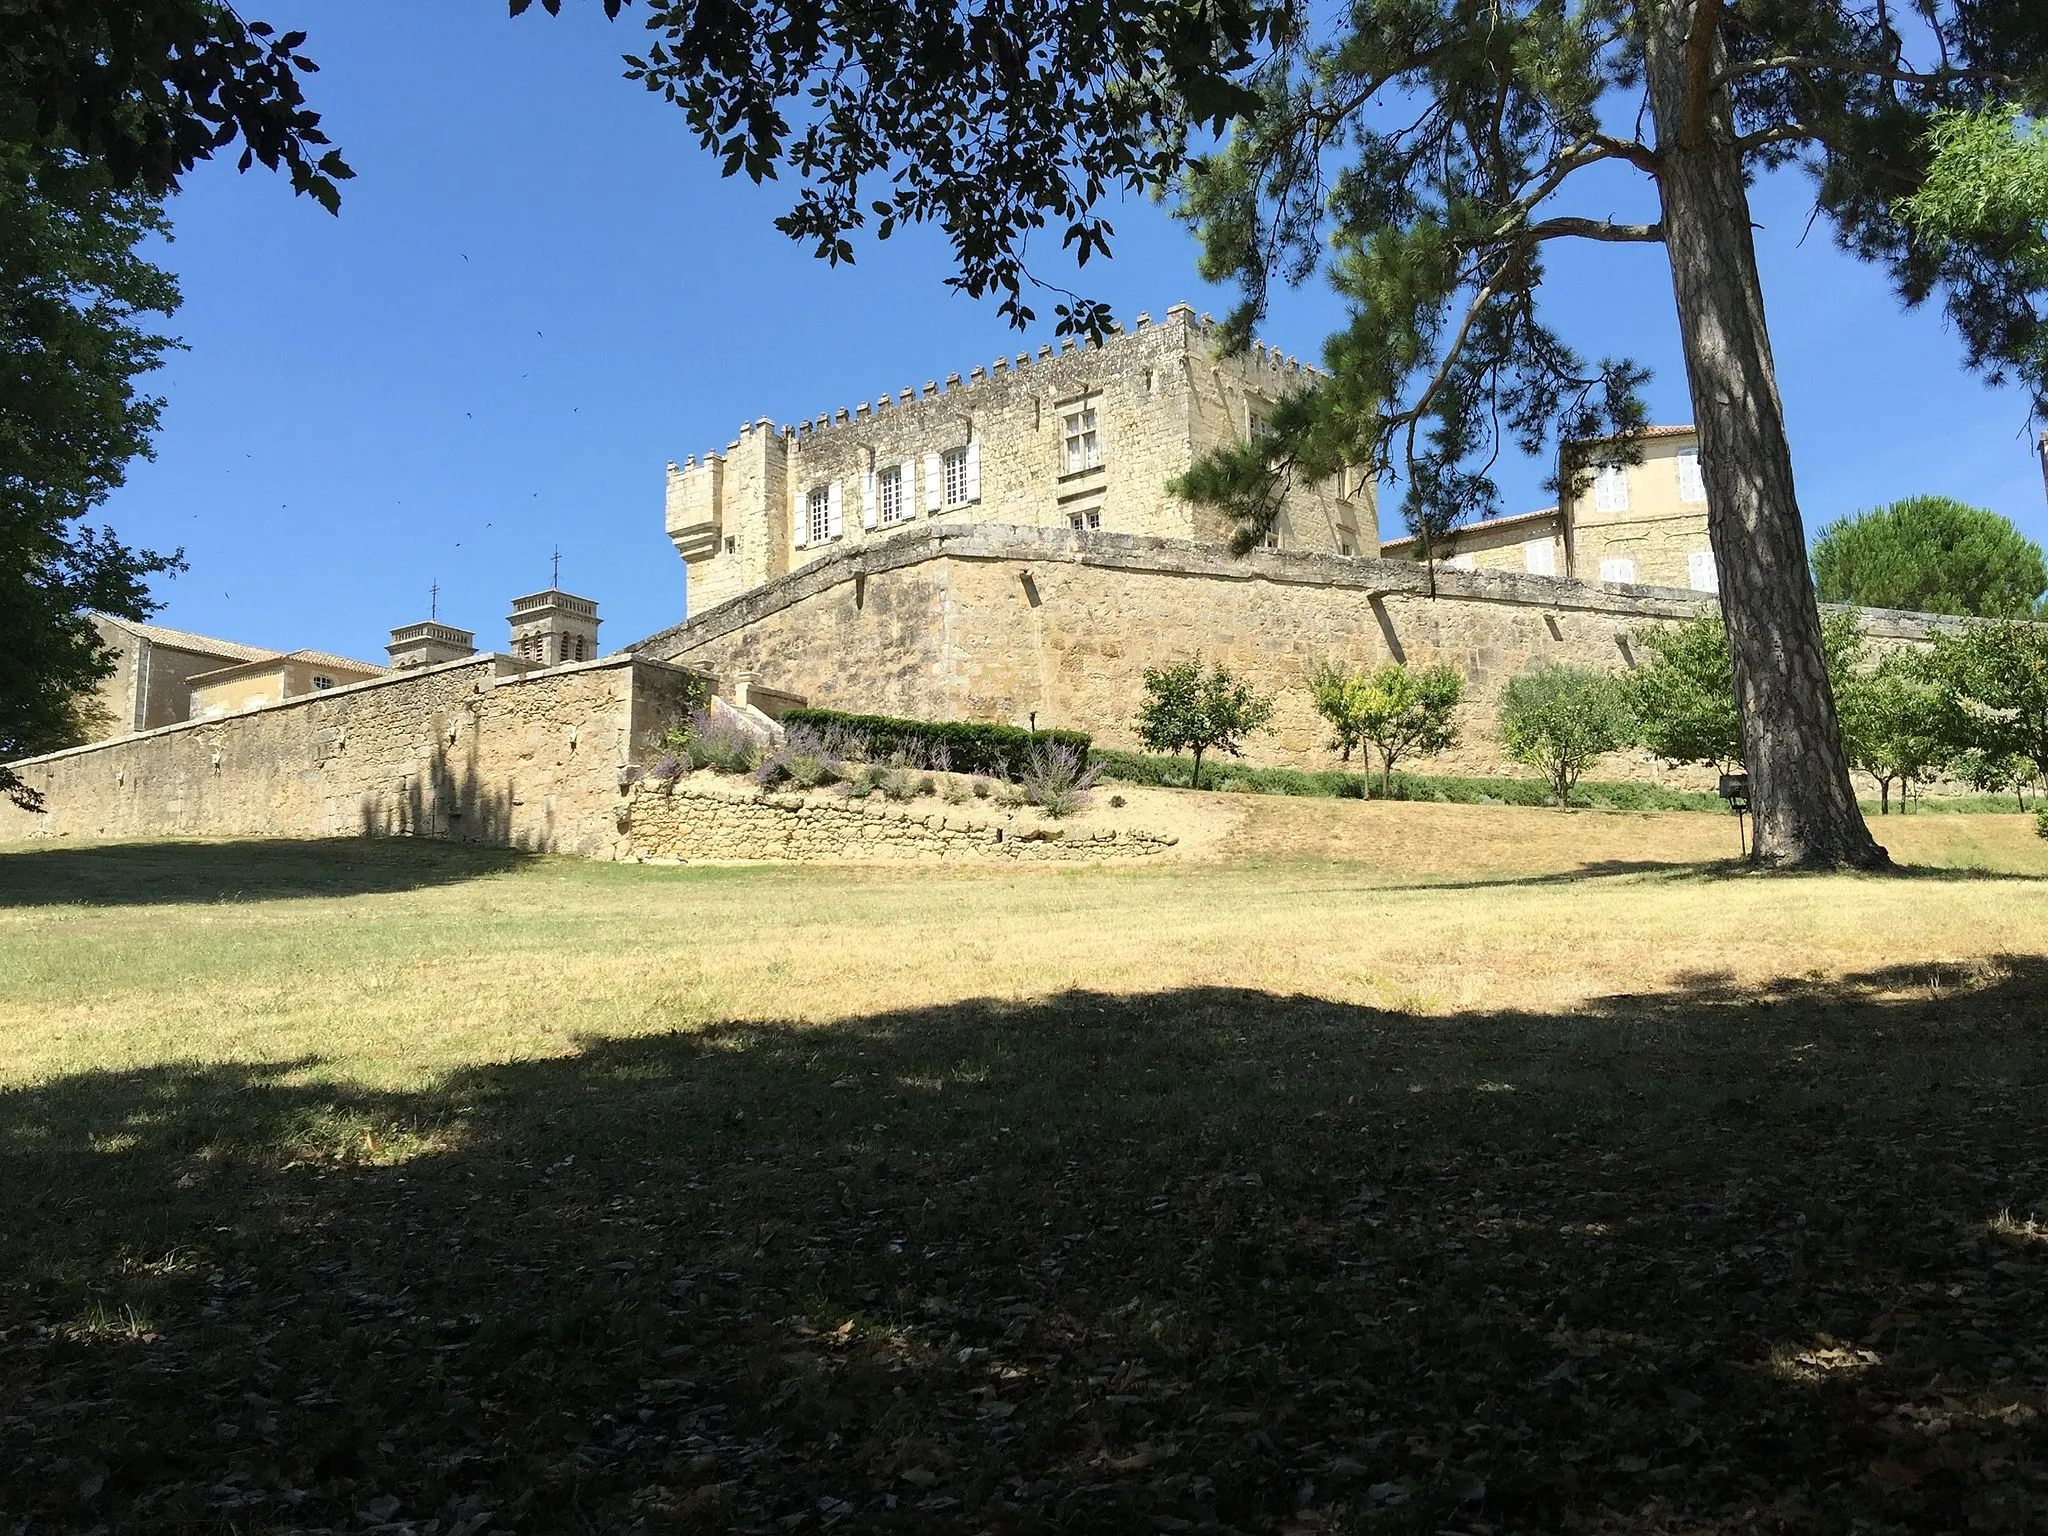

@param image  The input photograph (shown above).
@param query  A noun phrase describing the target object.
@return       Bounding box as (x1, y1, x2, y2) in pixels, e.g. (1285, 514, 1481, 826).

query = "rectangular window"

(1524, 541, 1556, 577)
(1676, 448, 1706, 504)
(723, 535, 737, 555)
(1263, 528, 1282, 551)
(1599, 556, 1637, 583)
(1068, 510, 1101, 531)
(808, 486, 831, 546)
(1594, 462, 1630, 513)
(878, 465, 908, 525)
(1688, 549, 1719, 592)
(943, 447, 969, 507)
(1339, 540, 1353, 557)
(1062, 401, 1101, 474)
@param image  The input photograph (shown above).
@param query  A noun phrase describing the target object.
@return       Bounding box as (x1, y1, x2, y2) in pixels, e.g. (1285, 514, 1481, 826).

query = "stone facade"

(624, 777, 1176, 863)
(1, 653, 703, 858)
(633, 523, 1957, 785)
(84, 615, 278, 739)
(667, 304, 1379, 614)
(188, 650, 386, 720)
(1382, 426, 1717, 593)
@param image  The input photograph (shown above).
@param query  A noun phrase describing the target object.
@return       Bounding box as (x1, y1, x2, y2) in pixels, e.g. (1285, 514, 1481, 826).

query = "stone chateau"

(2, 305, 1972, 859)
(667, 303, 1378, 613)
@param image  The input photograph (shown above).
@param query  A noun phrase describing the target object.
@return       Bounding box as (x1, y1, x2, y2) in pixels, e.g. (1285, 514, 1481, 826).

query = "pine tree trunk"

(1640, 0, 1887, 869)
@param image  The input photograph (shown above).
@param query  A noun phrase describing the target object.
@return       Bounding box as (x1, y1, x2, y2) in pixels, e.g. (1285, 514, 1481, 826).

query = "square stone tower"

(386, 620, 477, 670)
(507, 588, 600, 667)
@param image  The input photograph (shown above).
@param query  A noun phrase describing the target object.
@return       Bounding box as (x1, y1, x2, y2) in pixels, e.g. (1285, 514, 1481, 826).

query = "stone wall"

(634, 523, 1957, 785)
(623, 778, 1176, 863)
(0, 654, 706, 858)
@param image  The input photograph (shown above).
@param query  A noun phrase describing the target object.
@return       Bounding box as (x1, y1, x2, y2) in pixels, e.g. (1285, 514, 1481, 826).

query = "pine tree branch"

(1524, 216, 1665, 242)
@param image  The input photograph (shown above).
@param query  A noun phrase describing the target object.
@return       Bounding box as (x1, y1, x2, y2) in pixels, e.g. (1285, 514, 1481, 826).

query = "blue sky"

(106, 1, 2048, 664)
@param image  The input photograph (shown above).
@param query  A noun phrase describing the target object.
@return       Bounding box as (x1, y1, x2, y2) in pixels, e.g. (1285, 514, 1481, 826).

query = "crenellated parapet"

(662, 303, 1374, 615)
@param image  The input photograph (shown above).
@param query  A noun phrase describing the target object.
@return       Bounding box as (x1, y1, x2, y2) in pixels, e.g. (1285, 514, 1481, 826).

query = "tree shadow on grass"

(0, 838, 529, 907)
(5, 964, 2048, 1532)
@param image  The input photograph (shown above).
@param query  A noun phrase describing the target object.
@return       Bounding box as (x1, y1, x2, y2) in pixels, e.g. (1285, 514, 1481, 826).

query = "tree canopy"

(1812, 496, 2048, 619)
(0, 143, 184, 807)
(0, 0, 351, 207)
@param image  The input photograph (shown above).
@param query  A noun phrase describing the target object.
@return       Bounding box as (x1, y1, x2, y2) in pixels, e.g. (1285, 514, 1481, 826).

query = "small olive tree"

(1135, 657, 1275, 790)
(1308, 659, 1463, 797)
(1498, 666, 1636, 807)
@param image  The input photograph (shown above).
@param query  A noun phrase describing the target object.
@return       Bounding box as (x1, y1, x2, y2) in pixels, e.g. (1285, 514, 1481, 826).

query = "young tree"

(1307, 660, 1462, 796)
(1812, 497, 2048, 619)
(1630, 611, 1744, 770)
(1836, 650, 1948, 815)
(1134, 658, 1276, 790)
(0, 145, 185, 809)
(1498, 666, 1637, 807)
(1922, 620, 2048, 794)
(1631, 608, 1868, 775)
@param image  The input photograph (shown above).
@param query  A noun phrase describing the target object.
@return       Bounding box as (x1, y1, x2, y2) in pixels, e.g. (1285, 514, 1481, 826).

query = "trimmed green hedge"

(782, 708, 1092, 778)
(1089, 748, 1727, 811)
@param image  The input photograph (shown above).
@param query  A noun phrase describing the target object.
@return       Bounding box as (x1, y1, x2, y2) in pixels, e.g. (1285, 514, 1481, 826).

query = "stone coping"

(629, 523, 1965, 659)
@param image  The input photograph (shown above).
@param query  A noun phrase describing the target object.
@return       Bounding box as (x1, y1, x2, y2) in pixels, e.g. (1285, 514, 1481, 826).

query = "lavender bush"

(1020, 740, 1101, 819)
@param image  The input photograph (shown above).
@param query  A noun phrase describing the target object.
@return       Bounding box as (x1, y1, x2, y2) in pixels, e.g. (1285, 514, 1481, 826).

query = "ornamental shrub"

(781, 707, 1089, 778)
(1498, 666, 1637, 806)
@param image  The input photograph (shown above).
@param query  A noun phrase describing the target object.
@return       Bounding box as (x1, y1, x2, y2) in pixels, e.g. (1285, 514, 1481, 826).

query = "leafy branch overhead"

(517, 0, 1288, 336)
(0, 1, 353, 209)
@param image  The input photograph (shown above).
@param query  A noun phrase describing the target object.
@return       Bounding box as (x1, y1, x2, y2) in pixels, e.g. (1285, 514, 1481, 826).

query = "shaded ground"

(6, 971, 2048, 1534)
(0, 839, 525, 908)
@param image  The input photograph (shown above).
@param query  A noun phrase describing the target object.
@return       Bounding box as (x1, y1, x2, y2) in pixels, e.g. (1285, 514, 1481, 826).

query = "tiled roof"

(92, 613, 276, 664)
(1573, 423, 1697, 445)
(1380, 504, 1562, 552)
(283, 649, 386, 674)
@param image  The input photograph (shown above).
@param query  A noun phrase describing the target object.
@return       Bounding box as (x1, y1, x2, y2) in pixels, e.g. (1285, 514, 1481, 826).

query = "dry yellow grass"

(4, 797, 2043, 1093)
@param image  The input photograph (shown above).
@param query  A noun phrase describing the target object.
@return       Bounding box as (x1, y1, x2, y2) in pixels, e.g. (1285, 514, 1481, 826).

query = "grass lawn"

(4, 800, 2048, 1534)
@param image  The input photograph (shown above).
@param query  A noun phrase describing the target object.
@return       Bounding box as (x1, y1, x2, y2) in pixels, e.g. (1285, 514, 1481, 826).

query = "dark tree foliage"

(0, 144, 184, 809)
(521, 0, 1285, 335)
(1812, 495, 2048, 618)
(0, 0, 351, 206)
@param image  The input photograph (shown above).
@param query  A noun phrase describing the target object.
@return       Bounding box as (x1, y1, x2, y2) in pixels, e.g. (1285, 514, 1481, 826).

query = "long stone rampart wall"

(0, 654, 705, 857)
(635, 524, 1956, 783)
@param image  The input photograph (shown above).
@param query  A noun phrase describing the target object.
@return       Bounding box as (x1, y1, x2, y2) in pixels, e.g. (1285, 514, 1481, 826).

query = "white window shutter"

(1595, 463, 1630, 514)
(924, 452, 942, 512)
(900, 459, 917, 514)
(827, 480, 843, 538)
(965, 442, 982, 502)
(1524, 541, 1555, 577)
(793, 487, 807, 548)
(861, 470, 878, 530)
(1599, 556, 1636, 583)
(1677, 449, 1706, 504)
(1688, 550, 1719, 592)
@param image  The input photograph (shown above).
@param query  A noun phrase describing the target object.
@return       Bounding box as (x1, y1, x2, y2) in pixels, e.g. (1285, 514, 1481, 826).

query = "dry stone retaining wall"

(624, 780, 1176, 863)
